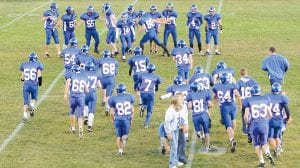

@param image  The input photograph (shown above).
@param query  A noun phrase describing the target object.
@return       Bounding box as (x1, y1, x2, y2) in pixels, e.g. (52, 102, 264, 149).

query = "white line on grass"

(186, 0, 224, 167)
(0, 0, 53, 30)
(0, 0, 139, 153)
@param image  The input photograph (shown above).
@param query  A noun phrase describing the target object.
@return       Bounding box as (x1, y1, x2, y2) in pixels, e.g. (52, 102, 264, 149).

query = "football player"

(108, 84, 135, 155)
(79, 5, 100, 53)
(265, 83, 291, 157)
(186, 4, 203, 55)
(20, 52, 44, 122)
(172, 40, 193, 83)
(83, 61, 101, 132)
(162, 3, 178, 49)
(127, 47, 150, 105)
(42, 2, 61, 57)
(204, 7, 222, 55)
(244, 85, 275, 167)
(236, 68, 258, 135)
(262, 47, 289, 85)
(102, 3, 119, 57)
(61, 38, 81, 79)
(117, 13, 135, 61)
(137, 64, 162, 128)
(158, 122, 170, 155)
(127, 5, 138, 44)
(64, 64, 89, 138)
(160, 76, 190, 100)
(189, 66, 214, 90)
(97, 50, 119, 114)
(138, 7, 170, 56)
(186, 82, 214, 152)
(211, 61, 235, 84)
(75, 45, 96, 69)
(61, 6, 76, 49)
(148, 5, 161, 55)
(212, 73, 241, 153)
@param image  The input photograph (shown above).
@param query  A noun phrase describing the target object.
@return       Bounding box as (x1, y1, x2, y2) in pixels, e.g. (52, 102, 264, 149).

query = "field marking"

(0, 0, 139, 153)
(0, 0, 53, 30)
(186, 0, 224, 167)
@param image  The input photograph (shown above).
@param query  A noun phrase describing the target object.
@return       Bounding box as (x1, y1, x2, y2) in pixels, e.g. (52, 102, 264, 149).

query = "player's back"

(84, 70, 100, 92)
(63, 47, 81, 69)
(139, 72, 161, 94)
(265, 93, 288, 119)
(98, 57, 118, 78)
(167, 84, 190, 96)
(172, 47, 192, 67)
(213, 83, 238, 105)
(246, 95, 271, 122)
(109, 93, 134, 119)
(237, 77, 257, 100)
(128, 55, 149, 76)
(69, 72, 87, 97)
(76, 53, 95, 66)
(189, 73, 213, 90)
(20, 61, 44, 85)
(187, 90, 211, 116)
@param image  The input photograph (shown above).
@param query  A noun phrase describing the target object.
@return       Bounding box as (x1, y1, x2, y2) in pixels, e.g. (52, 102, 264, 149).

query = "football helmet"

(117, 84, 126, 94)
(102, 50, 111, 58)
(81, 45, 89, 53)
(220, 73, 230, 84)
(216, 61, 227, 70)
(134, 47, 142, 55)
(173, 75, 184, 85)
(271, 83, 282, 93)
(194, 66, 204, 74)
(191, 4, 197, 13)
(147, 64, 156, 73)
(85, 61, 95, 71)
(177, 40, 186, 48)
(66, 6, 74, 15)
(250, 85, 261, 96)
(102, 3, 111, 13)
(28, 52, 38, 62)
(71, 64, 81, 73)
(69, 38, 78, 47)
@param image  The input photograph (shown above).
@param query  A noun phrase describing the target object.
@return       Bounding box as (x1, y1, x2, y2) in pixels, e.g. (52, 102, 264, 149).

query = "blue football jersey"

(68, 72, 88, 97)
(62, 47, 81, 69)
(105, 10, 116, 29)
(166, 84, 190, 98)
(204, 14, 221, 30)
(186, 90, 212, 117)
(108, 93, 135, 120)
(213, 83, 238, 106)
(244, 95, 271, 122)
(237, 77, 258, 100)
(75, 53, 95, 68)
(186, 11, 203, 29)
(43, 9, 59, 29)
(20, 61, 44, 85)
(61, 13, 76, 31)
(162, 9, 178, 27)
(138, 72, 162, 94)
(127, 55, 150, 76)
(84, 70, 101, 93)
(265, 93, 289, 119)
(80, 12, 99, 30)
(138, 12, 157, 32)
(172, 47, 193, 67)
(117, 19, 134, 37)
(189, 73, 213, 90)
(97, 57, 119, 77)
(127, 11, 138, 24)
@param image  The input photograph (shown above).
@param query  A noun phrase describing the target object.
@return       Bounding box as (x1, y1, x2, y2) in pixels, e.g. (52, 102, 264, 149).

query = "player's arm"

(189, 54, 193, 70)
(64, 79, 71, 101)
(234, 89, 242, 109)
(128, 65, 133, 76)
(37, 69, 42, 86)
(160, 92, 172, 100)
(96, 80, 102, 89)
(213, 93, 218, 104)
(131, 105, 135, 123)
(20, 71, 24, 81)
(283, 103, 291, 123)
(109, 108, 115, 122)
(218, 19, 223, 31)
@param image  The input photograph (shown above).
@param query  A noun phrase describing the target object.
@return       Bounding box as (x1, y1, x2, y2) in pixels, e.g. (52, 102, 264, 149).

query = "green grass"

(0, 0, 300, 167)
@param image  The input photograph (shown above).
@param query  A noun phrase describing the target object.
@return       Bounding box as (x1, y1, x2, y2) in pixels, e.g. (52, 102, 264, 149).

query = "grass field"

(0, 0, 300, 167)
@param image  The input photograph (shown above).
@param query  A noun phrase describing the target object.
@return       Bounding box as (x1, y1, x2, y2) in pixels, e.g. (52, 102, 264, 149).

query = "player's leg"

(44, 29, 51, 57)
(260, 123, 275, 165)
(195, 29, 203, 55)
(77, 97, 85, 138)
(28, 85, 38, 117)
(69, 96, 76, 133)
(171, 28, 177, 48)
(92, 30, 100, 54)
(144, 94, 154, 128)
(22, 85, 30, 122)
(85, 30, 92, 47)
(188, 29, 194, 49)
(139, 33, 149, 55)
(273, 119, 283, 157)
(268, 119, 276, 151)
(221, 105, 236, 152)
(139, 93, 147, 117)
(120, 36, 127, 61)
(126, 36, 132, 55)
(163, 28, 170, 48)
(202, 113, 211, 151)
(52, 29, 61, 56)
(63, 31, 69, 49)
(87, 92, 97, 132)
(154, 36, 170, 57)
(122, 119, 131, 150)
(205, 31, 213, 55)
(241, 107, 248, 135)
(114, 120, 123, 154)
(105, 79, 115, 112)
(84, 93, 90, 125)
(213, 30, 221, 55)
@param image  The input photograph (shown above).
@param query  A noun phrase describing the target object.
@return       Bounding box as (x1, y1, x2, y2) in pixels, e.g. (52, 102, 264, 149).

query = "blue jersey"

(67, 72, 88, 97)
(127, 11, 138, 24)
(172, 47, 193, 67)
(189, 73, 213, 90)
(117, 19, 134, 37)
(237, 77, 258, 100)
(204, 14, 221, 30)
(61, 13, 76, 32)
(265, 93, 289, 119)
(138, 12, 160, 32)
(138, 72, 162, 94)
(20, 61, 44, 85)
(262, 54, 289, 82)
(97, 57, 118, 78)
(186, 12, 202, 29)
(212, 67, 235, 79)
(43, 10, 59, 29)
(244, 95, 271, 122)
(186, 90, 212, 117)
(75, 53, 95, 68)
(108, 93, 135, 120)
(166, 84, 190, 98)
(84, 70, 101, 93)
(105, 10, 116, 29)
(213, 83, 238, 106)
(127, 55, 150, 76)
(62, 47, 81, 69)
(162, 9, 178, 28)
(80, 12, 99, 30)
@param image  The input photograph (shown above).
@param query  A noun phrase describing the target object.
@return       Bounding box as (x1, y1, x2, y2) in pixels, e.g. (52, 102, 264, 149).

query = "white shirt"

(164, 106, 186, 134)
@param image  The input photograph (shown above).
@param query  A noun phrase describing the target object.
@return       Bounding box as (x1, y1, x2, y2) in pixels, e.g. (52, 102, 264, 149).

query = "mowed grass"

(0, 0, 299, 167)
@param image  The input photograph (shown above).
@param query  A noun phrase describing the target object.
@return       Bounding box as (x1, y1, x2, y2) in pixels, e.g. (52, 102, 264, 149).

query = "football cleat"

(84, 117, 88, 125)
(248, 133, 252, 143)
(87, 126, 93, 132)
(122, 56, 126, 62)
(101, 102, 106, 107)
(79, 130, 83, 139)
(105, 107, 109, 116)
(265, 153, 275, 165)
(199, 51, 205, 56)
(205, 51, 211, 56)
(139, 105, 145, 117)
(230, 139, 237, 153)
(114, 51, 119, 57)
(207, 146, 217, 152)
(28, 106, 35, 117)
(45, 53, 50, 58)
(94, 49, 99, 54)
(22, 117, 28, 123)
(70, 128, 76, 134)
(118, 151, 124, 156)
(177, 162, 184, 167)
(257, 162, 265, 168)
(215, 50, 221, 55)
(161, 147, 166, 155)
(144, 124, 149, 129)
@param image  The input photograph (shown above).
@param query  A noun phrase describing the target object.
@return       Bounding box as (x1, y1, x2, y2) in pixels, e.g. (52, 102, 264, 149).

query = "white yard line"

(0, 0, 139, 153)
(186, 0, 224, 167)
(0, 0, 53, 30)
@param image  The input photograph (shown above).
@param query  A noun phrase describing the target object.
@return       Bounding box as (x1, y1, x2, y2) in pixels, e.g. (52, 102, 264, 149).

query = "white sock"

(185, 133, 188, 139)
(71, 126, 75, 131)
(30, 100, 35, 108)
(84, 106, 88, 118)
(259, 159, 265, 163)
(88, 113, 94, 126)
(139, 98, 142, 105)
(119, 149, 123, 153)
(23, 112, 27, 118)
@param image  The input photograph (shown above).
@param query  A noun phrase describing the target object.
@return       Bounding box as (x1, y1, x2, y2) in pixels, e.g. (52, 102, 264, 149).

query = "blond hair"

(171, 93, 183, 111)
